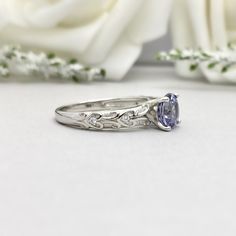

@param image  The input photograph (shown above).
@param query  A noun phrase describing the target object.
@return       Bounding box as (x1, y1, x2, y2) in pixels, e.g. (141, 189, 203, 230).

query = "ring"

(55, 93, 180, 132)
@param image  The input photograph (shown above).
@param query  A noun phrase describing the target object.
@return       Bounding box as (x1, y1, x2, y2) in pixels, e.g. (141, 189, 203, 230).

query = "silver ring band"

(55, 94, 180, 132)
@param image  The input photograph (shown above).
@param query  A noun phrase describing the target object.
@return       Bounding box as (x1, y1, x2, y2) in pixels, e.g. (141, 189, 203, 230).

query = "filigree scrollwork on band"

(57, 103, 152, 130)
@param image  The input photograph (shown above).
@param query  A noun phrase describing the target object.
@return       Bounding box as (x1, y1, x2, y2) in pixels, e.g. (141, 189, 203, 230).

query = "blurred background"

(139, 33, 171, 65)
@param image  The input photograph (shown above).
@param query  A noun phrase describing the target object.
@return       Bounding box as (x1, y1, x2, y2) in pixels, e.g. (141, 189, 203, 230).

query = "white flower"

(0, 0, 172, 80)
(172, 0, 236, 83)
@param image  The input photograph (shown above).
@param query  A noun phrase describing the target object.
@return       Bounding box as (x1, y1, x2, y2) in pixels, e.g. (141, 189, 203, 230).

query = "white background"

(1, 63, 236, 235)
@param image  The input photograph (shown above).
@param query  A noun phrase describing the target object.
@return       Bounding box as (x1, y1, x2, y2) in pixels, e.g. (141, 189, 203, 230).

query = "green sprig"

(157, 44, 236, 73)
(0, 45, 106, 82)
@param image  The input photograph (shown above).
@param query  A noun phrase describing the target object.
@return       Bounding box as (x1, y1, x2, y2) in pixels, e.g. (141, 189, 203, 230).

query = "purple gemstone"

(157, 93, 179, 129)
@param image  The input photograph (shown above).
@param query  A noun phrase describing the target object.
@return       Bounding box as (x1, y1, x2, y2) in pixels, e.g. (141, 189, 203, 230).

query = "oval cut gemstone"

(157, 93, 179, 129)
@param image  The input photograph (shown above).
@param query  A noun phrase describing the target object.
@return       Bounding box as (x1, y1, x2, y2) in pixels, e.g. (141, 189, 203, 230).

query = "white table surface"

(0, 66, 236, 236)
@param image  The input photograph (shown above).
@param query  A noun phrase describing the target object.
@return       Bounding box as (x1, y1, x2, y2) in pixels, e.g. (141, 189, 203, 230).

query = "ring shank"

(55, 96, 157, 131)
(58, 97, 154, 113)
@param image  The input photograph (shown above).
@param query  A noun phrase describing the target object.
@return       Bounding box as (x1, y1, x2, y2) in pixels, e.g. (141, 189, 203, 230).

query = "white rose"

(172, 0, 236, 83)
(0, 0, 172, 80)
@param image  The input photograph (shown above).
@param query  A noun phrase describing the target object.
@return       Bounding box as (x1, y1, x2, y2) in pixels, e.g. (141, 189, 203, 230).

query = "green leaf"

(69, 58, 78, 64)
(50, 62, 60, 67)
(175, 48, 182, 54)
(156, 53, 162, 60)
(208, 62, 218, 69)
(0, 62, 8, 68)
(21, 55, 27, 60)
(190, 64, 198, 71)
(228, 42, 235, 50)
(222, 65, 230, 73)
(47, 52, 56, 59)
(101, 69, 106, 77)
(201, 52, 211, 58)
(84, 66, 91, 71)
(72, 75, 80, 82)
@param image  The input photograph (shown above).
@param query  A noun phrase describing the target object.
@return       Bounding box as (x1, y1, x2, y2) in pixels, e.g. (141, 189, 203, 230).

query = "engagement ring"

(55, 93, 180, 131)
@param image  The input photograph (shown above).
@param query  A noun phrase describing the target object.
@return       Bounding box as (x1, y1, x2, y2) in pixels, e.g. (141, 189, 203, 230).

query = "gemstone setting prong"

(157, 121, 172, 132)
(157, 96, 170, 103)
